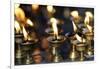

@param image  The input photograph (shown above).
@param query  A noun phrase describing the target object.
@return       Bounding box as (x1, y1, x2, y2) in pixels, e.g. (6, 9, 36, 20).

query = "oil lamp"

(14, 20, 24, 65)
(69, 21, 79, 61)
(21, 26, 38, 64)
(75, 34, 87, 61)
(21, 26, 38, 51)
(47, 18, 66, 62)
(84, 12, 94, 57)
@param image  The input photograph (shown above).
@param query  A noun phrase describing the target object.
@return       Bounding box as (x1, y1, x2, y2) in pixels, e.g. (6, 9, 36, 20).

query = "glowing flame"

(84, 11, 93, 25)
(22, 26, 31, 40)
(72, 21, 77, 32)
(87, 25, 92, 32)
(50, 18, 58, 38)
(71, 11, 79, 18)
(85, 11, 93, 18)
(14, 4, 20, 9)
(47, 5, 54, 13)
(22, 26, 28, 40)
(75, 34, 85, 42)
(84, 16, 89, 25)
(27, 19, 34, 26)
(15, 8, 25, 22)
(32, 4, 39, 11)
(14, 20, 21, 33)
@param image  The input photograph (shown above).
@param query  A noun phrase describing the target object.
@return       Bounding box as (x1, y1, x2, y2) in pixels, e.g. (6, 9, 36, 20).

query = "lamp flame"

(14, 20, 21, 33)
(85, 11, 93, 18)
(75, 34, 85, 42)
(22, 26, 31, 40)
(47, 5, 54, 13)
(72, 21, 77, 32)
(84, 11, 93, 25)
(22, 26, 28, 40)
(50, 18, 58, 39)
(27, 19, 34, 26)
(71, 11, 79, 18)
(84, 16, 89, 25)
(84, 11, 93, 32)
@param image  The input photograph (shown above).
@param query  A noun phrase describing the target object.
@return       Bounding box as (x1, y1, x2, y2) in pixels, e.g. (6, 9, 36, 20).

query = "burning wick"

(50, 18, 58, 40)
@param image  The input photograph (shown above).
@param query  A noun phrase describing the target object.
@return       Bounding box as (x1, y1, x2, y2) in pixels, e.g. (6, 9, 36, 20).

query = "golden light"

(14, 20, 21, 33)
(84, 16, 89, 25)
(15, 8, 25, 22)
(72, 21, 77, 32)
(26, 18, 34, 26)
(22, 26, 28, 40)
(87, 25, 92, 32)
(14, 4, 20, 9)
(75, 34, 85, 42)
(71, 11, 79, 18)
(50, 18, 58, 39)
(84, 11, 93, 25)
(85, 11, 93, 18)
(32, 4, 39, 11)
(22, 26, 31, 40)
(47, 5, 54, 13)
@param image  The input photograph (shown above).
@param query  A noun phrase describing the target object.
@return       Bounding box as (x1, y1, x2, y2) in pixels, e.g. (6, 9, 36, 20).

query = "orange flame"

(50, 18, 58, 38)
(75, 34, 85, 42)
(14, 20, 21, 33)
(26, 19, 34, 26)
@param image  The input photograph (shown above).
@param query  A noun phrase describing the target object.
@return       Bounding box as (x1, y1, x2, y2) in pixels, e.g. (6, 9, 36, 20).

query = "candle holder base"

(69, 51, 79, 61)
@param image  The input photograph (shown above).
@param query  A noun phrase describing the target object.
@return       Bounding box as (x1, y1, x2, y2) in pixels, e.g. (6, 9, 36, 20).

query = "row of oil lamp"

(14, 4, 94, 65)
